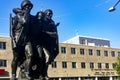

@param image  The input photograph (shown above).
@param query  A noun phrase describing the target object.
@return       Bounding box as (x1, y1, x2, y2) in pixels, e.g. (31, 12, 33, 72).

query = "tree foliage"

(114, 57, 120, 79)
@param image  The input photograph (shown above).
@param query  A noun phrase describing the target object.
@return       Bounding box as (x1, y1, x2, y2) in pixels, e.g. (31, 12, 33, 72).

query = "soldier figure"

(10, 0, 33, 80)
(42, 9, 59, 64)
(10, 8, 25, 80)
(35, 9, 59, 79)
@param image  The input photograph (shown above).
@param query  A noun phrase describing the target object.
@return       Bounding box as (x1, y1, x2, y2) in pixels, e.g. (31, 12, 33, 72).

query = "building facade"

(0, 36, 120, 80)
(0, 36, 12, 79)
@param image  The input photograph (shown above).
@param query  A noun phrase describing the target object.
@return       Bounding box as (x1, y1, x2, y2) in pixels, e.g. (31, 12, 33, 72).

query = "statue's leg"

(42, 48, 50, 80)
(24, 42, 33, 79)
(42, 60, 49, 80)
(17, 68, 26, 80)
(37, 46, 45, 79)
(37, 45, 42, 58)
(11, 49, 19, 80)
(11, 44, 26, 80)
(43, 48, 50, 64)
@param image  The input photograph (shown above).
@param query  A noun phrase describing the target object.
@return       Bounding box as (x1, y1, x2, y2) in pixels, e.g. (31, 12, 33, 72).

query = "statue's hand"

(56, 23, 60, 27)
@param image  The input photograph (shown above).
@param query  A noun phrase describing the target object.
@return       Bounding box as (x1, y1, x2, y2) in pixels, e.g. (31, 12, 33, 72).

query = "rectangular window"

(51, 62, 57, 68)
(111, 51, 115, 57)
(104, 50, 108, 57)
(61, 47, 66, 54)
(71, 48, 76, 54)
(105, 63, 109, 69)
(80, 48, 84, 55)
(118, 52, 120, 56)
(62, 62, 67, 68)
(0, 60, 7, 67)
(72, 62, 77, 68)
(88, 49, 93, 55)
(96, 50, 100, 56)
(90, 62, 94, 69)
(98, 63, 102, 69)
(112, 63, 115, 69)
(81, 62, 86, 69)
(0, 42, 6, 50)
(81, 39, 86, 45)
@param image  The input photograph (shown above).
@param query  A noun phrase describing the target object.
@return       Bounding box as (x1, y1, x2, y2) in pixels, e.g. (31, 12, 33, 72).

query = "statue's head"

(44, 9, 53, 19)
(21, 0, 33, 11)
(36, 11, 45, 20)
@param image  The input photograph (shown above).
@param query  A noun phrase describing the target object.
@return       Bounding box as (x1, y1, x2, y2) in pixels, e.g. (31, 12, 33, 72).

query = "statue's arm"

(55, 22, 60, 27)
(16, 10, 30, 25)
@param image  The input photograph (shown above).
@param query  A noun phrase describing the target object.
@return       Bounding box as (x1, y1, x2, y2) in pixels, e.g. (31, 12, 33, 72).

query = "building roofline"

(78, 35, 109, 41)
(63, 35, 110, 43)
(0, 34, 10, 38)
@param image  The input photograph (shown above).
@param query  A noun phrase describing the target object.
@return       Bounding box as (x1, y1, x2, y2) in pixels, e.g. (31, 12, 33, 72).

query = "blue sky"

(0, 0, 120, 48)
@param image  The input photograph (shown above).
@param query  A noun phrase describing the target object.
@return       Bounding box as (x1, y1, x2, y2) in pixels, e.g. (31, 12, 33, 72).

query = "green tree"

(114, 57, 120, 80)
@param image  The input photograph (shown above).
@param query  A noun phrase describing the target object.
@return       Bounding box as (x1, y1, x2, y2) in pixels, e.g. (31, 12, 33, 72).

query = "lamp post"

(108, 0, 120, 12)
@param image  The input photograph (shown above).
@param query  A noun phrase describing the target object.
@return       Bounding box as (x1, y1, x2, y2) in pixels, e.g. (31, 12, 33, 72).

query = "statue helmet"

(36, 11, 45, 19)
(44, 9, 53, 15)
(21, 0, 33, 10)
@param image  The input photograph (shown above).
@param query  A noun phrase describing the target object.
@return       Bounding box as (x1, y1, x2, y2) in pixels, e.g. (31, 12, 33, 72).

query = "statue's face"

(46, 11, 53, 19)
(23, 4, 32, 12)
(37, 12, 44, 20)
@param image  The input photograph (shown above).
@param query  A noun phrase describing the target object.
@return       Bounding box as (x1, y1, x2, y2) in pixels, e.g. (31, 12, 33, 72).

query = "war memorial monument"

(10, 0, 59, 80)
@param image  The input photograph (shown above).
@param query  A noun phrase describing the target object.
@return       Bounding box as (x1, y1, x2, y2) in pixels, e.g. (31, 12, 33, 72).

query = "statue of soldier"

(17, 0, 36, 80)
(10, 0, 34, 80)
(10, 8, 26, 80)
(42, 9, 59, 64)
(35, 9, 60, 79)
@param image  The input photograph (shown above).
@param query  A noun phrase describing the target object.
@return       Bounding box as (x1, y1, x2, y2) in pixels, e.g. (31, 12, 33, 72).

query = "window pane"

(62, 62, 67, 68)
(96, 50, 100, 56)
(112, 63, 115, 69)
(81, 62, 86, 69)
(72, 62, 76, 68)
(118, 52, 120, 56)
(88, 49, 93, 55)
(71, 48, 76, 54)
(80, 48, 84, 55)
(0, 42, 6, 50)
(81, 39, 86, 45)
(111, 51, 115, 57)
(61, 47, 66, 54)
(90, 62, 94, 69)
(105, 63, 109, 69)
(98, 63, 102, 69)
(0, 60, 7, 67)
(104, 50, 108, 57)
(52, 62, 57, 68)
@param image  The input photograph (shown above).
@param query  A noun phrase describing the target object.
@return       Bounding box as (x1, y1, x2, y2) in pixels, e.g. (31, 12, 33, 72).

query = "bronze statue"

(10, 0, 59, 80)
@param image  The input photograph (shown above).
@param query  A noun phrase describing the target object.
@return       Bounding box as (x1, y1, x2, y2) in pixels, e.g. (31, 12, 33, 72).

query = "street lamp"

(108, 0, 120, 12)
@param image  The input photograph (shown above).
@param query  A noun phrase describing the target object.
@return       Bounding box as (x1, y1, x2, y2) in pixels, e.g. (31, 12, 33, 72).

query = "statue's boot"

(25, 72, 32, 80)
(43, 76, 49, 80)
(10, 74, 17, 80)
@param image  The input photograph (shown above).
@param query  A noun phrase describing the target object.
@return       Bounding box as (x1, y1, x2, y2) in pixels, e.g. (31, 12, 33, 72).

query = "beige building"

(0, 36, 12, 79)
(0, 36, 120, 80)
